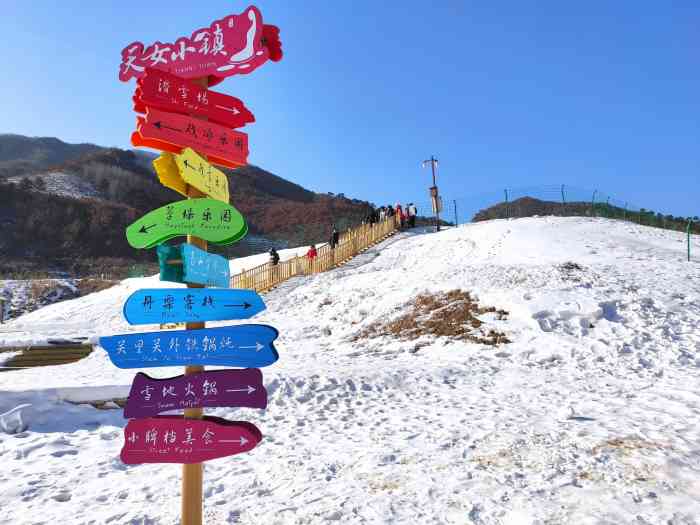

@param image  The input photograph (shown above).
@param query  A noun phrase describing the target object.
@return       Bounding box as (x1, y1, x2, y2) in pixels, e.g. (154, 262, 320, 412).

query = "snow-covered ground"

(0, 217, 699, 524)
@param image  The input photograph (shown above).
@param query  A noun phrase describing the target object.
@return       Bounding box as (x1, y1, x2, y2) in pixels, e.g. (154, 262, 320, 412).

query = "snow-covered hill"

(1, 217, 699, 524)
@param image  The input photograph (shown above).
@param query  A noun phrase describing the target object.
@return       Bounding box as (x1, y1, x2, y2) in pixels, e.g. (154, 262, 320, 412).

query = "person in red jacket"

(306, 244, 318, 260)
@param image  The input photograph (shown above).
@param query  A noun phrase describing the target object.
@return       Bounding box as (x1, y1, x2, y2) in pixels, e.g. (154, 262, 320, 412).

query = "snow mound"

(0, 216, 699, 524)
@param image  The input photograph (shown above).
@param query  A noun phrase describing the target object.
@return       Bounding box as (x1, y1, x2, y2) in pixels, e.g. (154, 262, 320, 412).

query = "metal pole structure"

(605, 197, 610, 218)
(561, 184, 566, 216)
(453, 199, 458, 226)
(504, 189, 509, 219)
(623, 202, 627, 221)
(591, 190, 597, 217)
(688, 220, 693, 262)
(422, 156, 440, 232)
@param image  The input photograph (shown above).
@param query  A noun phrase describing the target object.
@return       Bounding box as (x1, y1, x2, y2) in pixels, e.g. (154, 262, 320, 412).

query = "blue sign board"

(99, 324, 279, 369)
(123, 288, 265, 325)
(157, 244, 230, 288)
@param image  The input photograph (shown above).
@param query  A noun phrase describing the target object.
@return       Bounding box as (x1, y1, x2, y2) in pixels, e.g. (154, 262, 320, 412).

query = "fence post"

(591, 190, 597, 217)
(688, 220, 693, 262)
(453, 199, 458, 226)
(504, 189, 509, 218)
(561, 184, 566, 215)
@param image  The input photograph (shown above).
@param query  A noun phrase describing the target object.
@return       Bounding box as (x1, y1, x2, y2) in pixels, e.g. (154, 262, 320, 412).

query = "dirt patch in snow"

(356, 289, 510, 346)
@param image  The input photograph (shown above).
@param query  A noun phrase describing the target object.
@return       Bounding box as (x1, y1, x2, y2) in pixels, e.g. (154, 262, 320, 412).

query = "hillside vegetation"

(473, 196, 699, 233)
(0, 135, 373, 277)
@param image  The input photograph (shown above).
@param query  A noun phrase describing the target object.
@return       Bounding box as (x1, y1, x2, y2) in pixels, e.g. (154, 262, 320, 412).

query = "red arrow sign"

(121, 416, 261, 464)
(134, 68, 255, 129)
(131, 107, 248, 168)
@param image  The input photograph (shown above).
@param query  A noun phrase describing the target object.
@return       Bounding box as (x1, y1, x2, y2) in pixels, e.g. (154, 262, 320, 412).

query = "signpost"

(122, 288, 266, 324)
(135, 68, 255, 129)
(118, 5, 281, 84)
(111, 6, 283, 523)
(121, 416, 262, 464)
(132, 107, 249, 168)
(158, 243, 231, 288)
(124, 369, 267, 418)
(100, 324, 279, 369)
(125, 198, 247, 249)
(154, 148, 230, 203)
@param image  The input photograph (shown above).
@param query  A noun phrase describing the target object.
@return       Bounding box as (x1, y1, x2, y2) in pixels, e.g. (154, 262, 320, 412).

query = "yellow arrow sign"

(153, 153, 187, 196)
(152, 148, 230, 203)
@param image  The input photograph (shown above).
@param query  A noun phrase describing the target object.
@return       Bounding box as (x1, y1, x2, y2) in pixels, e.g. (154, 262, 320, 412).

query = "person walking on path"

(329, 227, 339, 249)
(395, 203, 404, 228)
(306, 244, 318, 260)
(408, 203, 417, 227)
(268, 247, 280, 284)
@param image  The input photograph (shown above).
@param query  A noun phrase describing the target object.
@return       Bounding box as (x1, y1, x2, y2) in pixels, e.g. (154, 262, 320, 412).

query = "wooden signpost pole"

(182, 77, 208, 525)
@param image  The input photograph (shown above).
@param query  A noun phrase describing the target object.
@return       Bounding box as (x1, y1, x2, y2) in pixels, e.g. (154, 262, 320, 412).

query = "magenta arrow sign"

(124, 369, 267, 418)
(121, 416, 261, 464)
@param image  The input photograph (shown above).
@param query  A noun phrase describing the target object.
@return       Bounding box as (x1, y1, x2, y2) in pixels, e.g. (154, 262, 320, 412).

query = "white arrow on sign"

(239, 342, 264, 352)
(225, 385, 256, 395)
(220, 436, 249, 446)
(215, 104, 240, 115)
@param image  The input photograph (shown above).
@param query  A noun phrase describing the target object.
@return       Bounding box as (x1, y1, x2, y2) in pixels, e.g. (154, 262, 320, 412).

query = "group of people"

(268, 202, 418, 267)
(268, 226, 340, 265)
(364, 203, 418, 229)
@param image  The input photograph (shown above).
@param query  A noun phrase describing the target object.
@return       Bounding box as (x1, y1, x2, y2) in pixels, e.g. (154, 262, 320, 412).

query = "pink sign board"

(121, 416, 261, 464)
(135, 68, 255, 129)
(124, 369, 267, 418)
(131, 107, 249, 168)
(119, 5, 282, 85)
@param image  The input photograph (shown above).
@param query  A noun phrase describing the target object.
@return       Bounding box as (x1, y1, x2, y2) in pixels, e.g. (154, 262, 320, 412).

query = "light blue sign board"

(157, 244, 230, 288)
(99, 324, 279, 369)
(123, 289, 265, 325)
(182, 244, 230, 288)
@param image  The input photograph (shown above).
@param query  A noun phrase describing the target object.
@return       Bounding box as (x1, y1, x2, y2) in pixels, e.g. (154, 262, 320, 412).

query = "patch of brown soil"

(75, 278, 118, 296)
(356, 289, 510, 346)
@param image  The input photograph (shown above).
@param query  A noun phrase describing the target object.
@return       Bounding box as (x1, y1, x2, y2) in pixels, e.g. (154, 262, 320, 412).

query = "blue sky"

(2, 1, 699, 217)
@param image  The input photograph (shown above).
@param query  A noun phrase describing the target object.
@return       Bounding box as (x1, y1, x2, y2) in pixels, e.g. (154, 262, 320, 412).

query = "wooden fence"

(231, 215, 400, 292)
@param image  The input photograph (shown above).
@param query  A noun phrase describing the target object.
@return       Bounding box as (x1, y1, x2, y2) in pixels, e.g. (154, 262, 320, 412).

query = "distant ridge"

(0, 134, 103, 177)
(0, 134, 373, 277)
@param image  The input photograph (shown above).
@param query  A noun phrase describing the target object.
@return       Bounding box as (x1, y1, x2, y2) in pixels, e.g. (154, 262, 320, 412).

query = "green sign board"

(126, 198, 247, 249)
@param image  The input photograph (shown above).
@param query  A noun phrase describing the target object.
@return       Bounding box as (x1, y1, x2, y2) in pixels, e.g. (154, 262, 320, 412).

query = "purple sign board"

(124, 369, 267, 418)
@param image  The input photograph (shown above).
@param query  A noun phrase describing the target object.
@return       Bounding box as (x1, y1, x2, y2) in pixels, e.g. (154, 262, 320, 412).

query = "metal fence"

(408, 184, 697, 260)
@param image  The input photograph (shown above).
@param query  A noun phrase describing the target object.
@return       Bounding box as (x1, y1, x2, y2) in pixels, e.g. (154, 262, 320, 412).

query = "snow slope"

(1, 217, 699, 524)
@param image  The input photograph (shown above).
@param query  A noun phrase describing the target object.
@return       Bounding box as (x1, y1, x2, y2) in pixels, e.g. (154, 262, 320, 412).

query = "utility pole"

(422, 155, 440, 232)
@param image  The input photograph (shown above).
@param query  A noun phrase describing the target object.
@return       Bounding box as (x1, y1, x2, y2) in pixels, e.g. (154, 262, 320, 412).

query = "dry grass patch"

(356, 289, 510, 346)
(75, 278, 118, 296)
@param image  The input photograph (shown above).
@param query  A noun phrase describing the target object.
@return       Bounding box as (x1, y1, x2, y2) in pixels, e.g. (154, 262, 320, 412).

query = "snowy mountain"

(0, 217, 699, 524)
